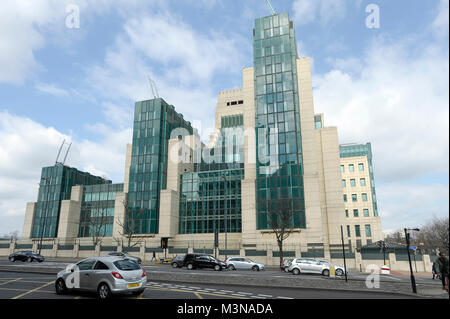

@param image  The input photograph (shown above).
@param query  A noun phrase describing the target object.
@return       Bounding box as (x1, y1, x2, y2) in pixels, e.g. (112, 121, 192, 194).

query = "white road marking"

(257, 294, 273, 298)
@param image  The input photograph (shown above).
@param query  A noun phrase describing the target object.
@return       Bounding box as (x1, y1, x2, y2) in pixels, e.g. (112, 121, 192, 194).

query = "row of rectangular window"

(346, 225, 372, 238)
(345, 209, 371, 218)
(343, 193, 368, 202)
(340, 163, 364, 173)
(342, 178, 366, 187)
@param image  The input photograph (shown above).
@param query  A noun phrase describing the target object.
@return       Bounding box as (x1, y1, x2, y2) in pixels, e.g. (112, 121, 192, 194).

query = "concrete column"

(113, 192, 126, 238)
(388, 253, 396, 270)
(423, 254, 432, 272)
(22, 202, 36, 239)
(355, 251, 362, 272)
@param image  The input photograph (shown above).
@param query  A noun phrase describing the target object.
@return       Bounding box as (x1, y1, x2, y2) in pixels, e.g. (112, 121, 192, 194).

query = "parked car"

(171, 255, 185, 268)
(105, 251, 142, 264)
(280, 258, 294, 272)
(224, 257, 265, 271)
(182, 254, 226, 271)
(317, 260, 347, 276)
(55, 256, 147, 299)
(9, 251, 44, 263)
(288, 258, 331, 276)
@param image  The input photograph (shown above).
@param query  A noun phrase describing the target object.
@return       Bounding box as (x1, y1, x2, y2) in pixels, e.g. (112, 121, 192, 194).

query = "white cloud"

(377, 183, 449, 231)
(313, 37, 449, 182)
(431, 0, 449, 38)
(0, 0, 150, 85)
(87, 10, 245, 142)
(35, 82, 69, 97)
(292, 0, 347, 26)
(0, 111, 131, 236)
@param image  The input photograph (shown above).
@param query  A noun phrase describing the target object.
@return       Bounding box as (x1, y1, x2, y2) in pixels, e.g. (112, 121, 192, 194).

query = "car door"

(194, 255, 206, 268)
(243, 258, 254, 270)
(309, 259, 324, 274)
(76, 259, 97, 290)
(298, 259, 312, 273)
(90, 261, 111, 291)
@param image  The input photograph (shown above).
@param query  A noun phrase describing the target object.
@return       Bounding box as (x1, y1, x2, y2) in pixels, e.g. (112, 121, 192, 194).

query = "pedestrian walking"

(432, 261, 438, 280)
(435, 252, 449, 292)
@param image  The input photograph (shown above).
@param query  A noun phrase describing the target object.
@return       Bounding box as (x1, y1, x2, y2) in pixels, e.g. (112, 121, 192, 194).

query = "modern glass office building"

(78, 183, 124, 238)
(21, 10, 384, 262)
(31, 164, 110, 238)
(253, 13, 305, 229)
(127, 98, 194, 235)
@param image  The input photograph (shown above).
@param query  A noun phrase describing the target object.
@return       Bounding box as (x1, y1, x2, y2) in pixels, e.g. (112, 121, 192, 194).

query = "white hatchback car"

(224, 257, 265, 271)
(288, 258, 346, 276)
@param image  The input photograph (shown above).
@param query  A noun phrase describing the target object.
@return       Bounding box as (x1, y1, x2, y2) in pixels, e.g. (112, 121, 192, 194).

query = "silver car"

(55, 256, 147, 299)
(288, 258, 330, 276)
(317, 260, 347, 276)
(225, 257, 265, 271)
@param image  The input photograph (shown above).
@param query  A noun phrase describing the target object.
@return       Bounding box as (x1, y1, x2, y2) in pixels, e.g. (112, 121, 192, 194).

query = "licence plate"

(128, 283, 140, 288)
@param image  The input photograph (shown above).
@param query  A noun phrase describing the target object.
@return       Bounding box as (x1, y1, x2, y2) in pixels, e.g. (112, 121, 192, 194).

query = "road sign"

(410, 246, 417, 250)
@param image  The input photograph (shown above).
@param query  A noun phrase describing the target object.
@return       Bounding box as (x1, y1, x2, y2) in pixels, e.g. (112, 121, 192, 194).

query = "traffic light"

(161, 237, 168, 249)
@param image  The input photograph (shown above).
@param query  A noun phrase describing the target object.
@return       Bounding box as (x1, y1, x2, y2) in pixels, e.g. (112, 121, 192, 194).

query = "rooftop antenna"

(148, 76, 160, 99)
(265, 0, 276, 15)
(55, 140, 72, 166)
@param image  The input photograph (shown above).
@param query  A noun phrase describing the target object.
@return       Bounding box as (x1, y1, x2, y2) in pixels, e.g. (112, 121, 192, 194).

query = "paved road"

(0, 271, 417, 299)
(0, 259, 440, 285)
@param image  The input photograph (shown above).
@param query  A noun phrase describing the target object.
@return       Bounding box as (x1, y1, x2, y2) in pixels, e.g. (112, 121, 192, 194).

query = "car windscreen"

(113, 260, 141, 271)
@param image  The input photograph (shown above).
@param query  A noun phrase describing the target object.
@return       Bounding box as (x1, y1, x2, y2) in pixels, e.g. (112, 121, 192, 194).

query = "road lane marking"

(11, 281, 54, 299)
(194, 292, 204, 299)
(238, 292, 253, 295)
(0, 278, 22, 286)
(257, 294, 273, 298)
(276, 296, 294, 299)
(146, 286, 249, 299)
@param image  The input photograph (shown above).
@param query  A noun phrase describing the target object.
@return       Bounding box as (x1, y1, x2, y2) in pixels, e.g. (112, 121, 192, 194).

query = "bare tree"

(115, 197, 145, 248)
(87, 203, 108, 247)
(385, 230, 404, 244)
(268, 205, 295, 267)
(415, 217, 449, 253)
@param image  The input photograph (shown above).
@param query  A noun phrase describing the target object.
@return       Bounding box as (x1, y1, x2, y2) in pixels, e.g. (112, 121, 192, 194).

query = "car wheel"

(252, 265, 259, 271)
(322, 269, 330, 277)
(293, 268, 300, 275)
(97, 283, 111, 299)
(214, 265, 221, 271)
(131, 290, 145, 297)
(9, 257, 15, 262)
(187, 263, 194, 270)
(335, 269, 344, 276)
(228, 264, 235, 271)
(172, 262, 179, 268)
(55, 279, 67, 295)
(27, 257, 33, 263)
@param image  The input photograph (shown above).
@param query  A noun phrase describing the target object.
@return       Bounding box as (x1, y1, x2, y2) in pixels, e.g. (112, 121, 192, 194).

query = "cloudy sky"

(0, 0, 448, 236)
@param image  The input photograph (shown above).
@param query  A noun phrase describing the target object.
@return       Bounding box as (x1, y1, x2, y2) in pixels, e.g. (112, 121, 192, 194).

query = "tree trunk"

(278, 240, 283, 268)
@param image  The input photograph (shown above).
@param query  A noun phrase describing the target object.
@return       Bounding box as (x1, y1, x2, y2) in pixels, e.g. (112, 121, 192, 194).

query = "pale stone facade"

(20, 58, 383, 265)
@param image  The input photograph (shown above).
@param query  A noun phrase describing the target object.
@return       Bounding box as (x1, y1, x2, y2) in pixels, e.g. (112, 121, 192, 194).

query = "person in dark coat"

(435, 252, 449, 291)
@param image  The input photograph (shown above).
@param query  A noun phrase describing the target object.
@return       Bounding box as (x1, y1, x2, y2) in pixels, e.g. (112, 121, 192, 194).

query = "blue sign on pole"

(410, 246, 417, 250)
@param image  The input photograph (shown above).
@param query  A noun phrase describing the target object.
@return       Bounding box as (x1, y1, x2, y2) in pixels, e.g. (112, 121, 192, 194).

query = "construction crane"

(148, 76, 160, 99)
(55, 139, 72, 166)
(265, 0, 276, 15)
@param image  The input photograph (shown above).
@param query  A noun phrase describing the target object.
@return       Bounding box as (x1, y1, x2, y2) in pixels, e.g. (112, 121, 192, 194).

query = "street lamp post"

(340, 225, 348, 282)
(404, 228, 420, 294)
(38, 177, 51, 255)
(221, 175, 230, 260)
